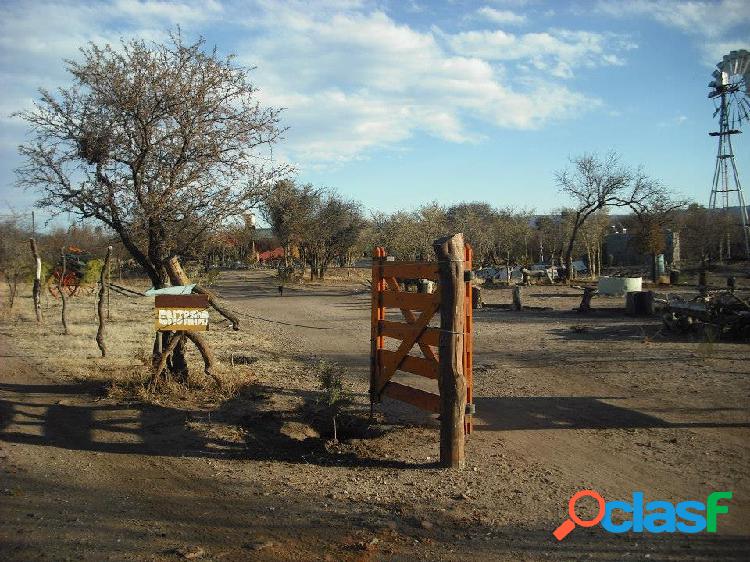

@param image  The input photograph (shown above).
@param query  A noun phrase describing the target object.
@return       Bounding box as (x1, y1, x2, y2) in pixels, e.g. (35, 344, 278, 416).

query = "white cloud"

(596, 0, 750, 64)
(597, 0, 749, 38)
(446, 29, 632, 79)
(238, 6, 615, 162)
(0, 0, 630, 168)
(476, 6, 527, 25)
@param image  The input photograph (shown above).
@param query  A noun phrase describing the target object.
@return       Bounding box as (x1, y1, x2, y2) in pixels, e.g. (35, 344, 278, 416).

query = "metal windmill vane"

(708, 49, 750, 258)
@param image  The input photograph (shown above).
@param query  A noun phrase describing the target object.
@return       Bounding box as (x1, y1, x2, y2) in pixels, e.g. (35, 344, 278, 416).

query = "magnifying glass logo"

(553, 490, 606, 541)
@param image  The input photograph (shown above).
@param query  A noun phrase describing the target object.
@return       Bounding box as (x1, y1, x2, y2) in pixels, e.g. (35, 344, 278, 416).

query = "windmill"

(708, 49, 750, 258)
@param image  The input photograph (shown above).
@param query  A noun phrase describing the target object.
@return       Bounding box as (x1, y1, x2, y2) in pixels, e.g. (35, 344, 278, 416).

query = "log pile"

(662, 290, 750, 339)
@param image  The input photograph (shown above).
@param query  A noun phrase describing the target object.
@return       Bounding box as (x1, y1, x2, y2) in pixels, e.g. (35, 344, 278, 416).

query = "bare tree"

(302, 194, 364, 280)
(0, 216, 31, 309)
(679, 204, 735, 265)
(262, 181, 365, 279)
(578, 210, 610, 277)
(16, 31, 288, 380)
(556, 152, 660, 280)
(628, 192, 687, 281)
(446, 203, 497, 266)
(260, 180, 321, 268)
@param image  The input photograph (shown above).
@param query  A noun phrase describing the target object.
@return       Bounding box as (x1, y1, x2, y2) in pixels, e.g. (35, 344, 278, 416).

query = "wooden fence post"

(29, 238, 42, 322)
(433, 234, 466, 469)
(96, 246, 112, 357)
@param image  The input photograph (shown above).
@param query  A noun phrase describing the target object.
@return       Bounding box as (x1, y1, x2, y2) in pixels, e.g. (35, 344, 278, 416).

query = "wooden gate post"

(433, 234, 466, 469)
(370, 247, 385, 408)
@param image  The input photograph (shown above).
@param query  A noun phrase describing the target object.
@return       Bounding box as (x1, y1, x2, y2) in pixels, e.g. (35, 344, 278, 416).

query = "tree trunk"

(433, 234, 466, 469)
(578, 287, 597, 314)
(164, 256, 220, 387)
(564, 220, 582, 284)
(96, 246, 112, 357)
(7, 277, 18, 308)
(163, 257, 191, 383)
(30, 238, 42, 322)
(512, 286, 523, 311)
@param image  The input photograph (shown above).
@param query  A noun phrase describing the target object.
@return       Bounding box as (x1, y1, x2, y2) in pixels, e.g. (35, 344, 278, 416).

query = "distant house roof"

(258, 247, 285, 261)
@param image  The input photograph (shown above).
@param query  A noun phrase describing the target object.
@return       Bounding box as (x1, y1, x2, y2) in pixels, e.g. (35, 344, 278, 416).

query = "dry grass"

(0, 281, 281, 409)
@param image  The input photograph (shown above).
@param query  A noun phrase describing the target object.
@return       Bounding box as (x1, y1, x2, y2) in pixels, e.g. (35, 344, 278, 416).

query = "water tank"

(598, 276, 642, 296)
(656, 254, 666, 277)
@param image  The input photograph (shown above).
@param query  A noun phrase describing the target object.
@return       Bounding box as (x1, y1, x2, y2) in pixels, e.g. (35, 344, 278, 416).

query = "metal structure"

(47, 247, 93, 298)
(708, 49, 750, 258)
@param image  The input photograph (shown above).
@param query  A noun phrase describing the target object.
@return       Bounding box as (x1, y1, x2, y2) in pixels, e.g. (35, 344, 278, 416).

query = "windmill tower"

(708, 49, 750, 259)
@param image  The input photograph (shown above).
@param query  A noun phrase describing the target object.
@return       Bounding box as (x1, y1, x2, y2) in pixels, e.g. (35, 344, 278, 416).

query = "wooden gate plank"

(382, 382, 440, 413)
(375, 300, 439, 393)
(384, 277, 438, 363)
(381, 262, 439, 280)
(381, 291, 437, 311)
(380, 320, 440, 347)
(380, 350, 438, 379)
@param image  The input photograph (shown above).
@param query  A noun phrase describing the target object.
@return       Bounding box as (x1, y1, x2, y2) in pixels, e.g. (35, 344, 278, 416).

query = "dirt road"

(1, 269, 749, 560)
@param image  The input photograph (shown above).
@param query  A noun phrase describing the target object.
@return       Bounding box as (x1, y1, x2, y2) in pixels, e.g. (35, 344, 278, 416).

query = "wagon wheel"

(47, 270, 80, 299)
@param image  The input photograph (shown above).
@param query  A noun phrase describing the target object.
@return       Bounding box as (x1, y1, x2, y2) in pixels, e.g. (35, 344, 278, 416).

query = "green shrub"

(82, 258, 104, 284)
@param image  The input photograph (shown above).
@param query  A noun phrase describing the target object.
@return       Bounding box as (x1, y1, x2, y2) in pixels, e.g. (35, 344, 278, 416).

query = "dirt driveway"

(1, 269, 749, 560)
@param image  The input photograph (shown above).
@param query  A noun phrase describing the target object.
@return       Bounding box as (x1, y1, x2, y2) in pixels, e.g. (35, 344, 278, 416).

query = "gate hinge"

(465, 403, 476, 415)
(464, 271, 475, 282)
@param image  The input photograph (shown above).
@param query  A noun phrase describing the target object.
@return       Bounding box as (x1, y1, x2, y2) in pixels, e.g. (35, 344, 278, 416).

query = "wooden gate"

(370, 245, 474, 434)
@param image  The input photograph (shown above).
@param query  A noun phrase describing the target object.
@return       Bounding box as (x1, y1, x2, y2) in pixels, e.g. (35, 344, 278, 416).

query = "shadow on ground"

(473, 395, 750, 431)
(0, 381, 432, 470)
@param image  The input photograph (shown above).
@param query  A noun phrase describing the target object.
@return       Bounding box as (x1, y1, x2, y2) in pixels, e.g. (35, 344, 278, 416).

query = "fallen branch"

(193, 285, 240, 331)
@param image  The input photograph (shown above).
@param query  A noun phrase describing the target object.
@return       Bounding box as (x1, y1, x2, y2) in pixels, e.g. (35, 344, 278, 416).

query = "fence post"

(370, 247, 385, 408)
(29, 238, 42, 322)
(433, 234, 466, 469)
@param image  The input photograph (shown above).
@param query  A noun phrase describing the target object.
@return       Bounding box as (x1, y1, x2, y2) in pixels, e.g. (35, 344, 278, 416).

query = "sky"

(1, 0, 749, 224)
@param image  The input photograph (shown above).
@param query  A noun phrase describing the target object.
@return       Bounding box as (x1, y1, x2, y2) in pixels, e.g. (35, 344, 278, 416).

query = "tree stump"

(512, 286, 523, 311)
(578, 287, 597, 314)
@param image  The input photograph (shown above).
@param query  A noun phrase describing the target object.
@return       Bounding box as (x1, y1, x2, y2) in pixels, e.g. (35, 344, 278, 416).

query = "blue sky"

(1, 0, 749, 222)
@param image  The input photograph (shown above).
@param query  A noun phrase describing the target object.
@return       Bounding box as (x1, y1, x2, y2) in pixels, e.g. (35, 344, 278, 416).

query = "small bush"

(316, 360, 351, 441)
